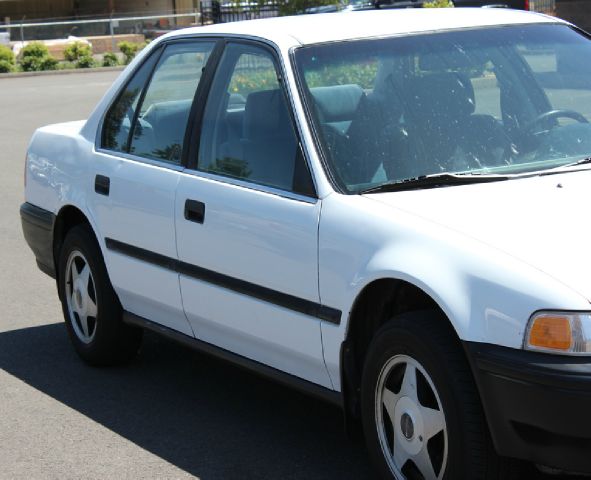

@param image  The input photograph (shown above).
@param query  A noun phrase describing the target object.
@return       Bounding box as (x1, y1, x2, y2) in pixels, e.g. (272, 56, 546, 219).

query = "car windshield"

(294, 24, 591, 193)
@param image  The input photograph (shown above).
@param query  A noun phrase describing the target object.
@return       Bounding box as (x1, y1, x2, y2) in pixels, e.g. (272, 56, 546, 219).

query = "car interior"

(298, 24, 591, 192)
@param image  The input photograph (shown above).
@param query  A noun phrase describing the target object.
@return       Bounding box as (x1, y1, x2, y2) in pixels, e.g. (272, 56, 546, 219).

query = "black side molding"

(123, 311, 342, 408)
(20, 202, 56, 278)
(105, 237, 342, 325)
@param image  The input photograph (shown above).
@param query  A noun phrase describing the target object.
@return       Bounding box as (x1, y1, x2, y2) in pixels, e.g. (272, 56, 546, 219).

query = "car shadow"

(0, 323, 373, 480)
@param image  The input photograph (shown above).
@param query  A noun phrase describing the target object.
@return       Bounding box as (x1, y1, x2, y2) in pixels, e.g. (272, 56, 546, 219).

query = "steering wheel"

(522, 109, 588, 135)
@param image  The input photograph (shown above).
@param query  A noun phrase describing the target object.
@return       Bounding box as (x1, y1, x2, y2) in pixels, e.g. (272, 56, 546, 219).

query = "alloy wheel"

(65, 250, 98, 344)
(375, 354, 448, 480)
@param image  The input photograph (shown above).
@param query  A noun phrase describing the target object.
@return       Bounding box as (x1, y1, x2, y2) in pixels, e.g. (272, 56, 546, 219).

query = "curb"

(0, 65, 126, 79)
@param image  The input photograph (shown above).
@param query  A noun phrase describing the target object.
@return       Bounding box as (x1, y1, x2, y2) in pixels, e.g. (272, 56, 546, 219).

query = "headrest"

(408, 73, 475, 119)
(310, 84, 364, 122)
(244, 89, 290, 140)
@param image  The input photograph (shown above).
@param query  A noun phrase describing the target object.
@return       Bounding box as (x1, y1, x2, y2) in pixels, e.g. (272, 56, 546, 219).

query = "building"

(1, 0, 198, 21)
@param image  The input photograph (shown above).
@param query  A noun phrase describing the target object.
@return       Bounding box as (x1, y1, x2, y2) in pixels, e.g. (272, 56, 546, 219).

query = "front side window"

(102, 41, 214, 165)
(295, 24, 591, 193)
(198, 43, 314, 195)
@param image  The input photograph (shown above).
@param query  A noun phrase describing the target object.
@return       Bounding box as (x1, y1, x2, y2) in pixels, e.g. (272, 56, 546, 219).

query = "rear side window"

(130, 42, 214, 164)
(101, 41, 214, 165)
(101, 51, 159, 152)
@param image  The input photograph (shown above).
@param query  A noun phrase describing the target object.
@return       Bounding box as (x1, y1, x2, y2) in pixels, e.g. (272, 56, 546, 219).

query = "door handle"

(95, 175, 110, 196)
(184, 199, 205, 224)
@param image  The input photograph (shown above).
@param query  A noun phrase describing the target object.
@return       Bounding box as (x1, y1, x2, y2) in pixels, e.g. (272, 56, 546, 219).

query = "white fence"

(0, 12, 201, 44)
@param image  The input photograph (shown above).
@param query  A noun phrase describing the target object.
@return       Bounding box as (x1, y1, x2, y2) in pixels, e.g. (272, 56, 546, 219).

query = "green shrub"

(118, 41, 143, 64)
(19, 42, 58, 72)
(0, 45, 15, 64)
(20, 42, 50, 59)
(102, 51, 119, 67)
(76, 54, 96, 69)
(20, 54, 58, 72)
(423, 0, 454, 7)
(64, 41, 92, 62)
(0, 59, 14, 73)
(304, 62, 379, 90)
(0, 45, 15, 73)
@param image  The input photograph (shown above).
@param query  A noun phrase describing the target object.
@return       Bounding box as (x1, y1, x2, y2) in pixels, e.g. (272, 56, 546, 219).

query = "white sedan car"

(21, 8, 591, 479)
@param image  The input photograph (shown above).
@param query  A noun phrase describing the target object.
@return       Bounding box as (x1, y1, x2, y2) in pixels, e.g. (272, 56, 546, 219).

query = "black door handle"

(184, 199, 205, 224)
(95, 175, 110, 196)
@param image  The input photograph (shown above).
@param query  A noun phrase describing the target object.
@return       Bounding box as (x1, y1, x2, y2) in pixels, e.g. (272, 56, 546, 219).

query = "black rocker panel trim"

(105, 237, 342, 325)
(123, 311, 343, 407)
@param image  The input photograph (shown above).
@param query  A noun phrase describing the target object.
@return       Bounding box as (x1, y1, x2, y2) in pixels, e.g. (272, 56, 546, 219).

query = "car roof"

(161, 8, 563, 47)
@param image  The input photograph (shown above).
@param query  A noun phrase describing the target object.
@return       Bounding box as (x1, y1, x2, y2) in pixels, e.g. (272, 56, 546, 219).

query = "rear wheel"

(58, 225, 142, 365)
(361, 310, 520, 480)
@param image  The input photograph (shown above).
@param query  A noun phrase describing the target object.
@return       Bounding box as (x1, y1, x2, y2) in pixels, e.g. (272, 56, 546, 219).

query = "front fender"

(318, 193, 589, 391)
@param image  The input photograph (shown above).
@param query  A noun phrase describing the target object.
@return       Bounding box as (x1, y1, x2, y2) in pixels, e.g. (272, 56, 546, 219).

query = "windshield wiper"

(539, 157, 591, 176)
(359, 172, 509, 194)
(559, 157, 591, 168)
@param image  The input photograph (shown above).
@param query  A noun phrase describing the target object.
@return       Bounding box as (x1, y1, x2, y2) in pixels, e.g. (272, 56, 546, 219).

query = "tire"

(57, 225, 142, 366)
(360, 310, 521, 480)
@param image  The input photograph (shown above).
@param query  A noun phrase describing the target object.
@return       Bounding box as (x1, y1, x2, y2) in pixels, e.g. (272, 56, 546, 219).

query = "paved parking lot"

(0, 71, 581, 479)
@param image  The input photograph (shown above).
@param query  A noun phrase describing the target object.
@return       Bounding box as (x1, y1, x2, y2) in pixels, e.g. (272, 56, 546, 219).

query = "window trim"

(185, 37, 319, 200)
(181, 168, 318, 205)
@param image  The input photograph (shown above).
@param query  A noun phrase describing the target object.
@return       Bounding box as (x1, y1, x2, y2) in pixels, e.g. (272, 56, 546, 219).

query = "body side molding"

(106, 237, 342, 325)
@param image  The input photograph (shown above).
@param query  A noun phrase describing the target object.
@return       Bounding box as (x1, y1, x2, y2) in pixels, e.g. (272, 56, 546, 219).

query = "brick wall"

(84, 33, 145, 54)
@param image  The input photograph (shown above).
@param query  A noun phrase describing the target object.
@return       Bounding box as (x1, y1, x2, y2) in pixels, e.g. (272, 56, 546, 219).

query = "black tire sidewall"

(57, 225, 139, 365)
(361, 312, 474, 480)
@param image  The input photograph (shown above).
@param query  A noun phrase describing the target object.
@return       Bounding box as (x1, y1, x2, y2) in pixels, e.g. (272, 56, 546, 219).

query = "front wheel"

(361, 311, 519, 480)
(58, 225, 142, 366)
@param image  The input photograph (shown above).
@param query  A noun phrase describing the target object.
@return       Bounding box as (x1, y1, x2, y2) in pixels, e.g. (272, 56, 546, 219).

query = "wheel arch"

(339, 276, 468, 424)
(53, 204, 102, 291)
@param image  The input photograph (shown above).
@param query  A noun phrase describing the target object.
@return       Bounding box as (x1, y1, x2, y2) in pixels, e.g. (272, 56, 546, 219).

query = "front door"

(175, 42, 332, 387)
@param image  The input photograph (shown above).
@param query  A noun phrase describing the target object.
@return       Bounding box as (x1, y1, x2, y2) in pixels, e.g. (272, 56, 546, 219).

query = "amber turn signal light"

(525, 312, 591, 355)
(527, 315, 572, 351)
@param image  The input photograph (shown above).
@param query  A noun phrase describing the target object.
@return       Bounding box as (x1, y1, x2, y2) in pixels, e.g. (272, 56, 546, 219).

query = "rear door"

(89, 40, 216, 335)
(174, 41, 334, 387)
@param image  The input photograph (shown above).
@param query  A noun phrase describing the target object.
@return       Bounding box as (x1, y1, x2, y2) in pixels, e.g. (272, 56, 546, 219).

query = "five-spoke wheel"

(376, 355, 447, 479)
(362, 311, 520, 480)
(58, 225, 142, 366)
(65, 250, 98, 344)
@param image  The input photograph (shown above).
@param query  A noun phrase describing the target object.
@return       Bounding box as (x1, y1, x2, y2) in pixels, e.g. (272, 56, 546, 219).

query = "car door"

(89, 39, 216, 335)
(175, 41, 334, 387)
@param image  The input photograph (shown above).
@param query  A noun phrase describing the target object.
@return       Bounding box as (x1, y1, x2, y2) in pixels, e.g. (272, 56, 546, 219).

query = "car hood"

(364, 169, 591, 303)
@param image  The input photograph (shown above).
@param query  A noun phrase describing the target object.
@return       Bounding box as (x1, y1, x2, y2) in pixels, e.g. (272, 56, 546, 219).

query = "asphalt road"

(0, 71, 583, 480)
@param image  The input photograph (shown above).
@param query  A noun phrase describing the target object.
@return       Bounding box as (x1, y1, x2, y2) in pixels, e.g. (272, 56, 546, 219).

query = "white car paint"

(23, 9, 588, 395)
(317, 190, 590, 389)
(89, 153, 191, 336)
(369, 170, 591, 302)
(175, 172, 333, 388)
